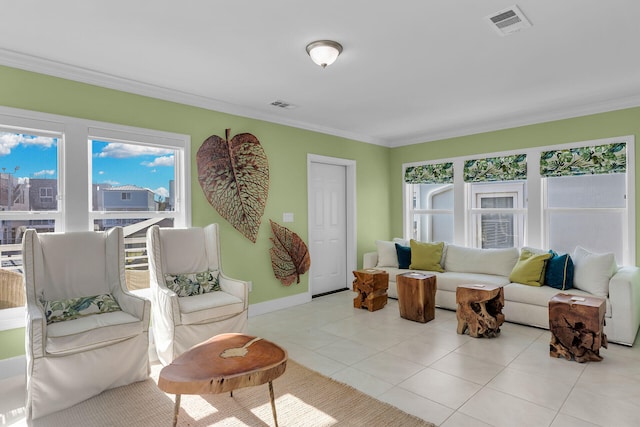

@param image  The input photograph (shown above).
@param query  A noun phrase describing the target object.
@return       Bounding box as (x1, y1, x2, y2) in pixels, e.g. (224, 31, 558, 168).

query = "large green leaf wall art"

(269, 220, 311, 286)
(197, 129, 269, 243)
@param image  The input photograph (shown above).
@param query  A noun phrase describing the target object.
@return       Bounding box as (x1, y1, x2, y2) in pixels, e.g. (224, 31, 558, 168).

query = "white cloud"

(154, 187, 169, 198)
(99, 170, 105, 175)
(96, 143, 172, 158)
(34, 169, 55, 177)
(0, 132, 56, 156)
(141, 155, 175, 167)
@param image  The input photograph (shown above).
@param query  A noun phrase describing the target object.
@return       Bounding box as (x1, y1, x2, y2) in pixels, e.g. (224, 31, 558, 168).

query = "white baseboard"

(248, 292, 312, 317)
(0, 355, 25, 379)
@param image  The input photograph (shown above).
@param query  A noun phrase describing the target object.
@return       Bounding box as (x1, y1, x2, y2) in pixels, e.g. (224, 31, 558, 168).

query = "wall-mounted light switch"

(283, 212, 294, 222)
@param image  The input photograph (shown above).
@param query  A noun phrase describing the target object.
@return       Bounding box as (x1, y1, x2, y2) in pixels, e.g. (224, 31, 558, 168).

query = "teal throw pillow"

(164, 270, 221, 297)
(395, 243, 411, 269)
(545, 250, 574, 290)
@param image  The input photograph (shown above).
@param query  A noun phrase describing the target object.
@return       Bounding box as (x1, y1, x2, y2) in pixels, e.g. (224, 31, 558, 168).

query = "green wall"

(0, 65, 391, 306)
(0, 328, 24, 359)
(389, 107, 640, 263)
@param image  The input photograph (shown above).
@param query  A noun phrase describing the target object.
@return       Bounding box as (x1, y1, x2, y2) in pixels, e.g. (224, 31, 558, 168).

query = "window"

(403, 136, 634, 265)
(39, 187, 54, 203)
(404, 162, 454, 242)
(464, 154, 527, 249)
(469, 183, 526, 248)
(0, 106, 191, 325)
(541, 142, 630, 264)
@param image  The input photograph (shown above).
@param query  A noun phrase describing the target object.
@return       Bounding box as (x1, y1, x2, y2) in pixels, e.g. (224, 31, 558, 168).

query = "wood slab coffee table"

(158, 333, 288, 427)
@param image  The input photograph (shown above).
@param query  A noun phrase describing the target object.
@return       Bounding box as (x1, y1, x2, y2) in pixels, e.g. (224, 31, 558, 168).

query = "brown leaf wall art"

(269, 220, 311, 286)
(197, 129, 269, 243)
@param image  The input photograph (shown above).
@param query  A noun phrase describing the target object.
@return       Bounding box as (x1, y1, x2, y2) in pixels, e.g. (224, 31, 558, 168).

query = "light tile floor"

(2, 290, 640, 426)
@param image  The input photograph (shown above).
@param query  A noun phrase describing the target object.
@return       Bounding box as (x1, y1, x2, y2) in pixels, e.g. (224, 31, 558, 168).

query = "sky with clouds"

(0, 132, 175, 201)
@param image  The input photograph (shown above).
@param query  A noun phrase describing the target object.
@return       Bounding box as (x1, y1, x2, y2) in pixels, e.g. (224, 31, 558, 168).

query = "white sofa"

(363, 242, 640, 346)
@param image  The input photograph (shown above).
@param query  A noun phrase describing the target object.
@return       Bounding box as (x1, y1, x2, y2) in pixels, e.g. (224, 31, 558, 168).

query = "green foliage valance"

(463, 154, 527, 182)
(540, 142, 626, 177)
(404, 162, 453, 184)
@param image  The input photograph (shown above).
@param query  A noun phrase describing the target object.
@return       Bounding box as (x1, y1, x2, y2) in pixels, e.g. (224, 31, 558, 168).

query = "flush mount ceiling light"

(305, 40, 343, 68)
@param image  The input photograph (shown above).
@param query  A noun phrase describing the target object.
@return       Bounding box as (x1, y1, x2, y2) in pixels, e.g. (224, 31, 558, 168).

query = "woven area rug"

(34, 360, 436, 426)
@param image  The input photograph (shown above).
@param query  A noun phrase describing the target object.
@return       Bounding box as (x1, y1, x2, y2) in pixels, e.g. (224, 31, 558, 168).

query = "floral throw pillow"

(164, 270, 221, 297)
(42, 293, 122, 324)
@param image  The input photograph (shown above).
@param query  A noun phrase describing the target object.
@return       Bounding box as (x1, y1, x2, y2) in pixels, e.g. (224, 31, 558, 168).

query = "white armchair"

(147, 224, 249, 365)
(22, 227, 151, 420)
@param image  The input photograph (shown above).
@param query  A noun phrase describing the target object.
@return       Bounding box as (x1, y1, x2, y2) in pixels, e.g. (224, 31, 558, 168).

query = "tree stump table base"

(456, 284, 505, 338)
(549, 293, 607, 363)
(397, 272, 437, 323)
(352, 269, 389, 312)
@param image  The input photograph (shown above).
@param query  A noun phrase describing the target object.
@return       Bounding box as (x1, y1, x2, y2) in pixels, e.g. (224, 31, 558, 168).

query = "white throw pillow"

(572, 246, 617, 298)
(444, 245, 519, 277)
(376, 240, 399, 268)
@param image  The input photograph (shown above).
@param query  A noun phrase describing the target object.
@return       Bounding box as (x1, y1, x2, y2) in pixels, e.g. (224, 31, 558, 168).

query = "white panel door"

(309, 162, 347, 295)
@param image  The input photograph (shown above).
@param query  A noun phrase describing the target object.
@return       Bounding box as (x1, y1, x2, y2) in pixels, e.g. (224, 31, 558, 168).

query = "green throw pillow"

(42, 293, 122, 325)
(409, 240, 444, 272)
(164, 270, 221, 297)
(509, 249, 552, 287)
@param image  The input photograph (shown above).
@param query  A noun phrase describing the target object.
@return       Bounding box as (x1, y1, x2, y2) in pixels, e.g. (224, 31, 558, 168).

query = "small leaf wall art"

(269, 220, 311, 286)
(197, 129, 269, 243)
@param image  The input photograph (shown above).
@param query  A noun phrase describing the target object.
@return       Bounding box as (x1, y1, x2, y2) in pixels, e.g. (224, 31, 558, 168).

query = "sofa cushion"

(545, 251, 574, 290)
(572, 246, 617, 297)
(509, 249, 552, 287)
(395, 243, 411, 269)
(410, 240, 444, 272)
(436, 272, 511, 293)
(504, 283, 612, 318)
(444, 245, 519, 277)
(376, 240, 399, 268)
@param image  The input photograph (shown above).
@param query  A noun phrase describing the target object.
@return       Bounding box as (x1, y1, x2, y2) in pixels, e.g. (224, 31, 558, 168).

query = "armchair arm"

(219, 273, 249, 310)
(363, 252, 378, 269)
(113, 289, 151, 332)
(25, 300, 46, 359)
(151, 283, 181, 327)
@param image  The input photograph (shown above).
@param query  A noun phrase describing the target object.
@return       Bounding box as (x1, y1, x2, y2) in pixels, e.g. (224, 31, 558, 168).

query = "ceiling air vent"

(486, 5, 532, 36)
(270, 100, 297, 109)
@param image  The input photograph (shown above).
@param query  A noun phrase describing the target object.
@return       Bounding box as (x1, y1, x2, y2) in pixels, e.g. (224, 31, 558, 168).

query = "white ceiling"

(2, 1, 640, 147)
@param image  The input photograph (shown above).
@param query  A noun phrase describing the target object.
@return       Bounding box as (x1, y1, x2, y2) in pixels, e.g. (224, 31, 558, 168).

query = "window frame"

(0, 105, 192, 330)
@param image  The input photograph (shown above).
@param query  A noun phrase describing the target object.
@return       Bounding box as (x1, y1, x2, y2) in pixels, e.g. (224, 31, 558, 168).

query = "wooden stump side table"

(158, 333, 288, 427)
(352, 269, 388, 312)
(456, 284, 505, 338)
(397, 272, 437, 323)
(549, 293, 608, 363)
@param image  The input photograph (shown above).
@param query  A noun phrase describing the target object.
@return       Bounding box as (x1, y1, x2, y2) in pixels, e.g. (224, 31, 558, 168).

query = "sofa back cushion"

(444, 245, 519, 277)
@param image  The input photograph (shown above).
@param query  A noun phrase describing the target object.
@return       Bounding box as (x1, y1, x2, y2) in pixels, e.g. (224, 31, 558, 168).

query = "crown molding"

(389, 91, 640, 147)
(2, 48, 640, 149)
(0, 48, 386, 147)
